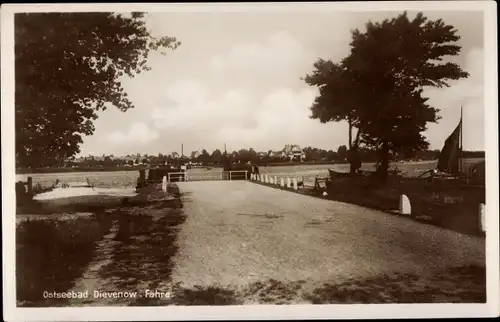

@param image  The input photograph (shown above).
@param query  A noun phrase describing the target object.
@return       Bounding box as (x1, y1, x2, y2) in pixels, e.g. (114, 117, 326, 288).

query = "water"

(16, 159, 482, 189)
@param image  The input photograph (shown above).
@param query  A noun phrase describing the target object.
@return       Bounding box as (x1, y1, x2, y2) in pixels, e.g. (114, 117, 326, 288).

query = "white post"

(274, 176, 278, 186)
(229, 171, 232, 181)
(293, 178, 298, 190)
(162, 176, 167, 192)
(399, 194, 411, 215)
(260, 174, 264, 182)
(265, 175, 269, 183)
(245, 170, 248, 180)
(270, 177, 274, 184)
(167, 173, 171, 183)
(286, 177, 291, 188)
(252, 173, 255, 180)
(280, 177, 285, 187)
(480, 203, 486, 232)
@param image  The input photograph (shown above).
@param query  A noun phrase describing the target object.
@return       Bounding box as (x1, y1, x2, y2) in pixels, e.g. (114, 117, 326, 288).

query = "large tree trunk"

(348, 123, 362, 174)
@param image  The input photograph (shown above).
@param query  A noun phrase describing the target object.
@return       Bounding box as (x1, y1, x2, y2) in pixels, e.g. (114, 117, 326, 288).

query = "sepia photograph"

(2, 1, 498, 321)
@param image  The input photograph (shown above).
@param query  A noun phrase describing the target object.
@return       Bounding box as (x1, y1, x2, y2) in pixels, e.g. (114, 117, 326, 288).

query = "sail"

(437, 119, 462, 174)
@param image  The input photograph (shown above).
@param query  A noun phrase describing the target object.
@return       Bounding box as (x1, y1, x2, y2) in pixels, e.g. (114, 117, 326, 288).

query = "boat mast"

(460, 106, 463, 173)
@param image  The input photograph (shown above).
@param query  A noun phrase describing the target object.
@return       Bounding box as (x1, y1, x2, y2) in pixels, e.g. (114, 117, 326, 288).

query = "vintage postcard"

(2, 1, 499, 321)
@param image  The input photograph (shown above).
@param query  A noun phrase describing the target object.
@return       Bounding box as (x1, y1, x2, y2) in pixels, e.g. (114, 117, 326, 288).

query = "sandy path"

(170, 181, 485, 294)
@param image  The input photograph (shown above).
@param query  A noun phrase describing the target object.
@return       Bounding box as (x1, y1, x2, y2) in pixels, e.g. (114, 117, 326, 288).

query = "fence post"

(265, 175, 268, 183)
(286, 177, 291, 188)
(245, 170, 248, 180)
(480, 203, 485, 232)
(27, 176, 33, 196)
(162, 176, 167, 192)
(229, 171, 232, 181)
(293, 178, 298, 190)
(274, 176, 278, 186)
(280, 177, 285, 187)
(399, 194, 411, 215)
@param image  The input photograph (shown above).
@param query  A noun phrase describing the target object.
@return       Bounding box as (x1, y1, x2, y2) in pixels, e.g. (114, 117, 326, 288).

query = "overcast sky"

(79, 10, 484, 157)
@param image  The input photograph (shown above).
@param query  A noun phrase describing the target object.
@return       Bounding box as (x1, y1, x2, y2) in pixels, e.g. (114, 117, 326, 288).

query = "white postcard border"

(2, 1, 498, 321)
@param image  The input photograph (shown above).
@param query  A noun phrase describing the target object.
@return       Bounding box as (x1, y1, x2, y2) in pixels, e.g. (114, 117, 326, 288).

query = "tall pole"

(224, 143, 227, 155)
(460, 106, 463, 173)
(181, 144, 184, 157)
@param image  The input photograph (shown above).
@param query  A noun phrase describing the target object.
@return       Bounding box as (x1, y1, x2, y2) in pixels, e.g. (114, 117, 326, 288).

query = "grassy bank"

(326, 176, 485, 236)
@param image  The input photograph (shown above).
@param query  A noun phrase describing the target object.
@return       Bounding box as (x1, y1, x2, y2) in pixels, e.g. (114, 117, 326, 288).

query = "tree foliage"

(304, 12, 469, 179)
(15, 12, 180, 168)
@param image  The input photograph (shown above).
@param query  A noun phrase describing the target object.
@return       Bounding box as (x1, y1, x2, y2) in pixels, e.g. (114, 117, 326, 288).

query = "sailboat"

(436, 107, 464, 176)
(420, 106, 482, 180)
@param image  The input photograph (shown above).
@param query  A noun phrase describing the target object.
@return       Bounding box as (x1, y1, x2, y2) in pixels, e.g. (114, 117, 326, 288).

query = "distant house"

(269, 151, 286, 159)
(73, 157, 85, 164)
(268, 144, 306, 161)
(170, 152, 180, 159)
(93, 155, 105, 162)
(190, 151, 201, 160)
(123, 156, 135, 163)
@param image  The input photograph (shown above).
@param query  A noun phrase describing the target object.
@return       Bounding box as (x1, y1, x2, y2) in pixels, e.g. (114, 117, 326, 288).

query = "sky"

(79, 10, 485, 157)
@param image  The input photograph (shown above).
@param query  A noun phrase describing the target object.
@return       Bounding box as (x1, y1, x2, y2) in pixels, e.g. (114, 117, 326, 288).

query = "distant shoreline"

(15, 158, 482, 175)
(15, 161, 340, 175)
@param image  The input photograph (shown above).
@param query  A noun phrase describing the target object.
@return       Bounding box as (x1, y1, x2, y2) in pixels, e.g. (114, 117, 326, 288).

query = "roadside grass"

(129, 265, 485, 305)
(98, 206, 186, 290)
(16, 213, 113, 306)
(305, 265, 486, 304)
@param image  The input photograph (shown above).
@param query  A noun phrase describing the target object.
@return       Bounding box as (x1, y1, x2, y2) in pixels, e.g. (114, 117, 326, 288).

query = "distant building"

(268, 144, 306, 161)
(269, 151, 286, 159)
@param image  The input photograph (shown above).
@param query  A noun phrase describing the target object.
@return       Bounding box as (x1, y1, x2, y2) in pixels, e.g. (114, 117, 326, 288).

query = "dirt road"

(170, 181, 485, 303)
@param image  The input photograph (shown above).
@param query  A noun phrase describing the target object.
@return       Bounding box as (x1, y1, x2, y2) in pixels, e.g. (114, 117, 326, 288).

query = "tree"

(304, 59, 363, 173)
(103, 156, 114, 167)
(15, 12, 180, 168)
(198, 149, 211, 165)
(248, 148, 258, 163)
(305, 12, 468, 180)
(303, 146, 321, 161)
(337, 145, 348, 161)
(211, 149, 222, 164)
(326, 150, 337, 161)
